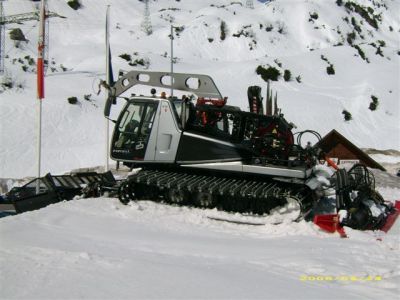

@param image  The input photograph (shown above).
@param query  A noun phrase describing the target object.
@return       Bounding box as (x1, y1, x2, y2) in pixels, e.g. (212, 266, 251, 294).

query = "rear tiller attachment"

(313, 164, 399, 236)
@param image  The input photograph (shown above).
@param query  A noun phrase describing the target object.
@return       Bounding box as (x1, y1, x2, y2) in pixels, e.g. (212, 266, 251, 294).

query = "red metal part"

(380, 200, 400, 233)
(313, 214, 347, 238)
(325, 156, 339, 170)
(196, 97, 227, 107)
(196, 97, 227, 126)
(314, 201, 400, 237)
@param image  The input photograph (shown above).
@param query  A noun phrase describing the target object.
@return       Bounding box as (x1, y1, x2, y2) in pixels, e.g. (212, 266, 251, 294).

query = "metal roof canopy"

(111, 70, 223, 99)
(105, 70, 223, 117)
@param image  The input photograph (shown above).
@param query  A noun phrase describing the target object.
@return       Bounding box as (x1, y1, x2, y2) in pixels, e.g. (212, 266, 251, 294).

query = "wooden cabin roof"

(316, 129, 386, 171)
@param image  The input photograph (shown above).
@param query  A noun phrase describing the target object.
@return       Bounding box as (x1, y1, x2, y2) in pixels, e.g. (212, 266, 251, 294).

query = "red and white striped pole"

(36, 0, 45, 181)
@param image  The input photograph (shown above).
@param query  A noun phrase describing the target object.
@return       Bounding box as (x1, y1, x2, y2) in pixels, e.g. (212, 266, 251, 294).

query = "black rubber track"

(118, 169, 313, 216)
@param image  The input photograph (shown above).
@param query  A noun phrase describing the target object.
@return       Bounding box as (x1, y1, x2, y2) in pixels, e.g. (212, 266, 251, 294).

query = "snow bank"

(1, 192, 399, 299)
(1, 0, 399, 178)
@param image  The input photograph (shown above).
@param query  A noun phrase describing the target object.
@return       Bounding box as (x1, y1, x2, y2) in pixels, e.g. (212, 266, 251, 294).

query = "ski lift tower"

(245, 0, 254, 9)
(141, 0, 152, 35)
(0, 0, 58, 75)
(0, 0, 5, 74)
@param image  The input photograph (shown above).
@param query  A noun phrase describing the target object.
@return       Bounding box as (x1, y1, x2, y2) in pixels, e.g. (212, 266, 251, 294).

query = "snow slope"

(1, 2, 400, 299)
(1, 194, 399, 299)
(0, 0, 399, 178)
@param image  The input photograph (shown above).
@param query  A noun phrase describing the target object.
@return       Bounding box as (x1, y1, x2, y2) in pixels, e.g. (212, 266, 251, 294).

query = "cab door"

(111, 101, 158, 162)
(154, 100, 182, 162)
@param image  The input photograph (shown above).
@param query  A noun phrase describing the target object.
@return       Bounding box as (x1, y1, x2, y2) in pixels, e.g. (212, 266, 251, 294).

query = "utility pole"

(0, 0, 5, 74)
(141, 0, 152, 35)
(245, 0, 254, 9)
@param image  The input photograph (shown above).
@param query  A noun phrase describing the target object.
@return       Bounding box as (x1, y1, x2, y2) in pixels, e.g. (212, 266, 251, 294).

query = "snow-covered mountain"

(0, 0, 399, 178)
(1, 2, 400, 299)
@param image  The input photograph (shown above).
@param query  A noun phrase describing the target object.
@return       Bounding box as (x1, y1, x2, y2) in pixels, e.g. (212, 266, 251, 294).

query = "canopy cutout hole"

(160, 75, 175, 86)
(137, 73, 150, 82)
(122, 78, 130, 87)
(185, 77, 200, 89)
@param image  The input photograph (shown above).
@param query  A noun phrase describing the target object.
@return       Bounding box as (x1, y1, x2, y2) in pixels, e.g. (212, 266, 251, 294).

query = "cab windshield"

(112, 101, 157, 159)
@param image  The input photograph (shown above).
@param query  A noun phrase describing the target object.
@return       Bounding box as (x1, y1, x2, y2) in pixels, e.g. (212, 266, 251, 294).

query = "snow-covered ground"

(1, 1, 399, 298)
(1, 192, 399, 299)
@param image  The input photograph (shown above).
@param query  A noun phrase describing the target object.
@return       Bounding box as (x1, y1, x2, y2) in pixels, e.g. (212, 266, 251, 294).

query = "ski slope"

(0, 0, 399, 178)
(1, 191, 399, 299)
(0, 2, 399, 298)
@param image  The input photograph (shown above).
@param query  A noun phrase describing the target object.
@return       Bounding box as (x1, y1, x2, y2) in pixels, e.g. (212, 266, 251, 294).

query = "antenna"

(0, 0, 5, 74)
(245, 0, 254, 9)
(170, 25, 174, 97)
(105, 5, 111, 172)
(141, 0, 152, 35)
